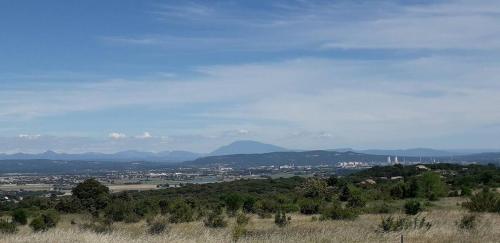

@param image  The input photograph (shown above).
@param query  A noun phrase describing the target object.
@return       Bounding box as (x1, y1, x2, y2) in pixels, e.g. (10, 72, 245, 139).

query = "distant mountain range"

(0, 140, 288, 162)
(0, 140, 499, 165)
(0, 150, 200, 162)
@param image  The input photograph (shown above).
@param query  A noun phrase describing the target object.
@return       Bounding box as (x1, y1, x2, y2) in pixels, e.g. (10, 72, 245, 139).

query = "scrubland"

(2, 200, 499, 243)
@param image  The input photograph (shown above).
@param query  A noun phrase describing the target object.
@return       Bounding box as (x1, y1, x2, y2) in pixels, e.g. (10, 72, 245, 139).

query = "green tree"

(72, 179, 110, 215)
(417, 172, 447, 200)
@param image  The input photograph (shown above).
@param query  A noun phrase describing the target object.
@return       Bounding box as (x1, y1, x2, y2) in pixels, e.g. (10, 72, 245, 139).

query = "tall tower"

(395, 156, 399, 164)
(387, 156, 391, 164)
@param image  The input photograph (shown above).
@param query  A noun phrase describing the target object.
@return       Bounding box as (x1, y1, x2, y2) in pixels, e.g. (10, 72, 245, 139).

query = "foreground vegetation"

(0, 163, 499, 242)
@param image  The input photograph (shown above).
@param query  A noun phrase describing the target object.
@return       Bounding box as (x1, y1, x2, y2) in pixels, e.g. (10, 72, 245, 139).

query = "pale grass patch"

(1, 209, 499, 243)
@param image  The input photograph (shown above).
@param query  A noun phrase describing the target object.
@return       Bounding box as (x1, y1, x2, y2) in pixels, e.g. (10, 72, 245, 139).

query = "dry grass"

(1, 199, 499, 243)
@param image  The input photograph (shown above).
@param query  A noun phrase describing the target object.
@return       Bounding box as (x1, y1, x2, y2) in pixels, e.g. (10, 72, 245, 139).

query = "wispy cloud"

(102, 0, 500, 51)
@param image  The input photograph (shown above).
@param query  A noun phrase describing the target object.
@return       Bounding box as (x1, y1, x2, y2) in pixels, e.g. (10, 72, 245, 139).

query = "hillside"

(188, 150, 428, 168)
(209, 140, 287, 156)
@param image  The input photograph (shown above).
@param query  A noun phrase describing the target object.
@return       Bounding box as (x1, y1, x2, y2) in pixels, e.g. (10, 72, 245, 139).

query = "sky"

(1, 0, 500, 153)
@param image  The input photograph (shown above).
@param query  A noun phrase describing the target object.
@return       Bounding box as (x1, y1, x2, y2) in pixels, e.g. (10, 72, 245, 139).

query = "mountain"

(0, 150, 201, 162)
(189, 150, 431, 168)
(356, 148, 456, 157)
(453, 152, 500, 164)
(0, 160, 179, 174)
(210, 140, 287, 156)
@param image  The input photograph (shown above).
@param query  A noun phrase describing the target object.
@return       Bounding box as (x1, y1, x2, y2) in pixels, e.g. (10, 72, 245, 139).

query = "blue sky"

(1, 0, 500, 153)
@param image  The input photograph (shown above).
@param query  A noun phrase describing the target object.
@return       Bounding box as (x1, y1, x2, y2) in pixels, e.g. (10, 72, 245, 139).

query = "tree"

(417, 172, 447, 200)
(72, 179, 110, 214)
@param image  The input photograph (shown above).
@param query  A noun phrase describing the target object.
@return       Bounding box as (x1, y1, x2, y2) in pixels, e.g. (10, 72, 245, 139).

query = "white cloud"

(109, 132, 127, 140)
(136, 132, 153, 139)
(18, 134, 41, 140)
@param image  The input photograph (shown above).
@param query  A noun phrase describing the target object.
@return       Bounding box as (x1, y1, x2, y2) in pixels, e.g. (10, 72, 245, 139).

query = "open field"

(107, 184, 159, 192)
(0, 184, 53, 191)
(2, 199, 499, 243)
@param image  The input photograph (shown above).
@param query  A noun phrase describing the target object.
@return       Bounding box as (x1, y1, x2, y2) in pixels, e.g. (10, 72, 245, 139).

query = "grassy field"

(2, 198, 499, 243)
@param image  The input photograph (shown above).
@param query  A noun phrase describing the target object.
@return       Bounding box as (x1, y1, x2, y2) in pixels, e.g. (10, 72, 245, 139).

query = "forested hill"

(186, 150, 427, 168)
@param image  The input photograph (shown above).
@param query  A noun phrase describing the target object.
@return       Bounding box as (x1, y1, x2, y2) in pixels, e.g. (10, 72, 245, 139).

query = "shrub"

(0, 219, 17, 234)
(390, 182, 406, 199)
(11, 209, 28, 225)
(320, 201, 358, 220)
(232, 212, 250, 241)
(168, 199, 193, 223)
(462, 189, 500, 213)
(366, 201, 393, 214)
(346, 188, 366, 208)
(147, 217, 169, 235)
(204, 210, 227, 228)
(378, 215, 432, 232)
(105, 200, 134, 222)
(274, 210, 290, 227)
(457, 214, 478, 230)
(297, 177, 328, 199)
(299, 199, 321, 215)
(404, 200, 422, 215)
(242, 197, 256, 213)
(223, 193, 244, 215)
(29, 211, 59, 232)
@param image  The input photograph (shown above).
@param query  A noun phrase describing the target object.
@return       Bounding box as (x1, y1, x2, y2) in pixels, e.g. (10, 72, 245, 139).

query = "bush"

(462, 189, 500, 213)
(29, 211, 59, 232)
(147, 217, 169, 235)
(457, 214, 477, 230)
(236, 212, 250, 225)
(346, 188, 366, 208)
(0, 219, 17, 234)
(232, 212, 250, 241)
(297, 177, 328, 199)
(274, 210, 290, 227)
(366, 201, 393, 214)
(379, 215, 432, 232)
(320, 201, 358, 220)
(204, 210, 227, 228)
(11, 209, 28, 225)
(404, 200, 422, 215)
(168, 199, 193, 223)
(223, 193, 244, 215)
(299, 199, 321, 215)
(105, 200, 134, 222)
